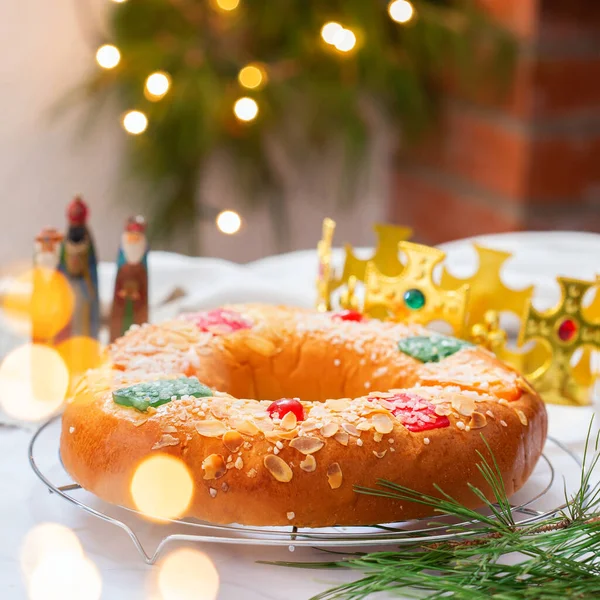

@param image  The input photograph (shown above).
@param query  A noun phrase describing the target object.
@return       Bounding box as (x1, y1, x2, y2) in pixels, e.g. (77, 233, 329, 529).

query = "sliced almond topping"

(435, 404, 452, 416)
(373, 432, 383, 442)
(300, 454, 316, 472)
(334, 431, 349, 446)
(244, 336, 277, 357)
(326, 399, 350, 412)
(281, 411, 298, 430)
(152, 434, 180, 450)
(321, 423, 339, 438)
(373, 450, 387, 459)
(202, 454, 226, 480)
(247, 468, 257, 478)
(162, 425, 177, 433)
(223, 430, 244, 452)
(515, 409, 528, 426)
(300, 419, 319, 432)
(342, 423, 360, 437)
(234, 456, 244, 469)
(451, 395, 476, 417)
(264, 454, 293, 482)
(327, 463, 342, 489)
(469, 411, 487, 429)
(195, 420, 227, 438)
(289, 436, 325, 455)
(235, 420, 259, 436)
(276, 427, 299, 440)
(356, 420, 373, 431)
(372, 413, 393, 434)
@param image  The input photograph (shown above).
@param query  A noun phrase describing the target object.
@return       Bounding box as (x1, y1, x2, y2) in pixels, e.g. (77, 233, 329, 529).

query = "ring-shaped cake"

(60, 304, 547, 527)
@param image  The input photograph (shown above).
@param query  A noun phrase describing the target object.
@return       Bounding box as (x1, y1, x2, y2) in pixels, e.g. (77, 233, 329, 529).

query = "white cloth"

(1, 231, 600, 599)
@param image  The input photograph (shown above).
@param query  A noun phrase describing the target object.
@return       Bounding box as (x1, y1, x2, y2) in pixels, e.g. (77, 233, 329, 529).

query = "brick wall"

(390, 0, 600, 244)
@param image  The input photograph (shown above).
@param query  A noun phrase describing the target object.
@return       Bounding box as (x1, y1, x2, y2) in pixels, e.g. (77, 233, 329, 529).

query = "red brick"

(477, 0, 540, 38)
(390, 171, 522, 245)
(528, 133, 600, 200)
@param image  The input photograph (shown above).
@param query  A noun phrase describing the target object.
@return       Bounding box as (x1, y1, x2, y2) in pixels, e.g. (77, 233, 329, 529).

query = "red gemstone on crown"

(369, 392, 450, 432)
(267, 398, 305, 421)
(557, 319, 577, 342)
(184, 309, 253, 334)
(332, 309, 364, 322)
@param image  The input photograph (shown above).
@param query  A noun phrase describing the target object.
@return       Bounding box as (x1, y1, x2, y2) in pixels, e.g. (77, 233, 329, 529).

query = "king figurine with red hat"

(57, 196, 100, 340)
(109, 215, 149, 342)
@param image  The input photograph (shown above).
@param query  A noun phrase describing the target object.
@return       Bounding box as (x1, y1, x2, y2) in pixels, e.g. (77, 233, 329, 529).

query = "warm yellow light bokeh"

(95, 44, 121, 69)
(29, 555, 102, 600)
(1, 267, 74, 339)
(0, 344, 69, 421)
(56, 336, 103, 389)
(21, 523, 83, 581)
(214, 0, 240, 11)
(233, 97, 258, 122)
(131, 454, 194, 521)
(216, 210, 242, 235)
(122, 110, 148, 134)
(145, 71, 171, 100)
(158, 549, 219, 600)
(388, 0, 414, 24)
(238, 64, 266, 89)
(321, 22, 343, 45)
(333, 28, 357, 53)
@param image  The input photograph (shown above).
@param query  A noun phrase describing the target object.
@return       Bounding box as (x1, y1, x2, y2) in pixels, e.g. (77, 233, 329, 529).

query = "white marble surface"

(2, 231, 600, 599)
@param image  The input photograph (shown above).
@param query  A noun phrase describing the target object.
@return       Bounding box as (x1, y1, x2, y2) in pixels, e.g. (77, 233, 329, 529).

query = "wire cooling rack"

(29, 416, 582, 564)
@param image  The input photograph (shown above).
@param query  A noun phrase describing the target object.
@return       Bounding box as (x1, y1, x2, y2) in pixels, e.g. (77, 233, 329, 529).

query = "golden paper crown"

(315, 218, 600, 406)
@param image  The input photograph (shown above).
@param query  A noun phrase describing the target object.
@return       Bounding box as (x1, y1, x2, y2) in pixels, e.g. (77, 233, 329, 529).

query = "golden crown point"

(316, 218, 336, 312)
(363, 241, 469, 336)
(441, 244, 534, 330)
(518, 276, 600, 406)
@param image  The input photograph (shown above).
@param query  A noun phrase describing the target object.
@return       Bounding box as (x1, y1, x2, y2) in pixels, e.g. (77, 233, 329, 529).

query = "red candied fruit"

(267, 398, 305, 421)
(369, 392, 449, 433)
(184, 309, 252, 334)
(332, 309, 365, 322)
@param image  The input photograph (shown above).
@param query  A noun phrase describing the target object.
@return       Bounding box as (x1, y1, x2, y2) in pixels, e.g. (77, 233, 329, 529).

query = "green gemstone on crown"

(398, 334, 473, 363)
(113, 377, 213, 412)
(403, 288, 426, 310)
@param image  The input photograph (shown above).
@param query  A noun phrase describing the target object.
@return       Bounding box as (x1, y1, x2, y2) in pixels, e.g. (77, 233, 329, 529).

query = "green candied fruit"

(398, 334, 473, 363)
(113, 377, 213, 413)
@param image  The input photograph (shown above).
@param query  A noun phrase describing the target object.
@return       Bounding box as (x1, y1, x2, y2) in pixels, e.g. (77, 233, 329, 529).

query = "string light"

(95, 44, 120, 69)
(214, 0, 240, 11)
(145, 71, 171, 100)
(122, 110, 148, 135)
(233, 97, 258, 122)
(111, 0, 128, 3)
(238, 64, 266, 90)
(321, 22, 342, 45)
(388, 0, 414, 24)
(333, 29, 357, 53)
(216, 210, 242, 235)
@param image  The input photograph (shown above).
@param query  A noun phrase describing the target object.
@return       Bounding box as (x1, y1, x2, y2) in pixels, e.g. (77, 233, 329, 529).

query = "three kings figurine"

(109, 216, 149, 342)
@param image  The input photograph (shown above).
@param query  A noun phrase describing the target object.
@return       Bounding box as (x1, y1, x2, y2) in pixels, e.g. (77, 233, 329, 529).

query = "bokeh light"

(95, 44, 121, 69)
(238, 64, 267, 90)
(56, 336, 103, 389)
(216, 210, 242, 235)
(1, 267, 74, 339)
(21, 523, 83, 581)
(29, 555, 101, 600)
(333, 28, 357, 53)
(233, 97, 258, 122)
(388, 0, 414, 24)
(131, 454, 194, 521)
(0, 344, 69, 421)
(122, 110, 148, 135)
(321, 22, 343, 45)
(145, 71, 171, 100)
(214, 0, 240, 11)
(158, 548, 219, 600)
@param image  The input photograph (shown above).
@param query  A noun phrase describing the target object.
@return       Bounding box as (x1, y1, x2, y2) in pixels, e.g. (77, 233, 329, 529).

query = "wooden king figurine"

(109, 216, 149, 342)
(57, 196, 100, 340)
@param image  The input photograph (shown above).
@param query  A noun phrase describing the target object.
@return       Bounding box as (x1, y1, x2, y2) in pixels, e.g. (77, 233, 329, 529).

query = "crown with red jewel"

(315, 218, 600, 407)
(125, 215, 147, 234)
(67, 196, 89, 225)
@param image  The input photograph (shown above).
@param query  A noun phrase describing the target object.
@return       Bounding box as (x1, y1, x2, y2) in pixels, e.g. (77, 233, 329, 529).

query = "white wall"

(0, 0, 387, 268)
